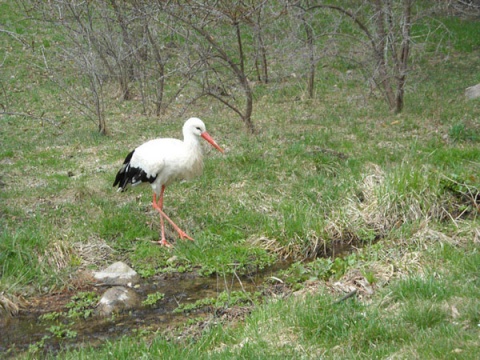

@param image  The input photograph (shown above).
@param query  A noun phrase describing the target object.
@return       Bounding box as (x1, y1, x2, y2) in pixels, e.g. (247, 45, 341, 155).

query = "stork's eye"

(196, 127, 202, 131)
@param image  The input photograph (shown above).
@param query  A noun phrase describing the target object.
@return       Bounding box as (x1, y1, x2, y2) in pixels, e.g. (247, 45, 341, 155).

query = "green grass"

(43, 241, 478, 359)
(1, 1, 479, 358)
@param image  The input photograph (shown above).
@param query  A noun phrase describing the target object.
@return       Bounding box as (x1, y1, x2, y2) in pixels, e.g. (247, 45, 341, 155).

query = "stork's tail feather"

(113, 149, 157, 192)
(113, 165, 131, 192)
(113, 150, 135, 191)
(113, 169, 126, 191)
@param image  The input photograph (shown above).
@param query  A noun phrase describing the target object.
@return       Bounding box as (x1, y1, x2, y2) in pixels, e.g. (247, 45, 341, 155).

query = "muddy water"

(1, 263, 289, 357)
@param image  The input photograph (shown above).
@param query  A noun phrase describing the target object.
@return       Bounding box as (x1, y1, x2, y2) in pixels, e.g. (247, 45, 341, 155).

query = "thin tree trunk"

(146, 25, 166, 116)
(372, 0, 396, 110)
(235, 21, 245, 76)
(255, 8, 269, 84)
(395, 0, 412, 113)
(303, 14, 315, 98)
(109, 0, 134, 100)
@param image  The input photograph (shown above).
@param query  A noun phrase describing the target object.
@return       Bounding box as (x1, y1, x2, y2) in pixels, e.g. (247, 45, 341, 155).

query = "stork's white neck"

(183, 133, 202, 150)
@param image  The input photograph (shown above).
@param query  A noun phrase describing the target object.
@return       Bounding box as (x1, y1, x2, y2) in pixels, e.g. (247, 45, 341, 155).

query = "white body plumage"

(126, 136, 204, 195)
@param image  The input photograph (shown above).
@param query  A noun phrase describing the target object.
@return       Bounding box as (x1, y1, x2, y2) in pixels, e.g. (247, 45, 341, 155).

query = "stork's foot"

(178, 231, 194, 241)
(156, 238, 173, 247)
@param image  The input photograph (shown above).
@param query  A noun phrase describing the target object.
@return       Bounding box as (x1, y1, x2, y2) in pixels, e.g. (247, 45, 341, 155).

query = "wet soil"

(0, 263, 290, 358)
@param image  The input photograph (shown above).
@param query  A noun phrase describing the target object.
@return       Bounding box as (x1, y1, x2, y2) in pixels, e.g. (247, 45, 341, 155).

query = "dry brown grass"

(73, 237, 114, 268)
(0, 293, 26, 317)
(248, 159, 473, 264)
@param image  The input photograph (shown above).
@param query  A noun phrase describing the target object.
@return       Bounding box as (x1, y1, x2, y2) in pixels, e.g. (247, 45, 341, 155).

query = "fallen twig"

(333, 289, 357, 304)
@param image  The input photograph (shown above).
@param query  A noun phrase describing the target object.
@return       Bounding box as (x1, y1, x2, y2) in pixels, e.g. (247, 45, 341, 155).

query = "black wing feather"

(113, 149, 157, 191)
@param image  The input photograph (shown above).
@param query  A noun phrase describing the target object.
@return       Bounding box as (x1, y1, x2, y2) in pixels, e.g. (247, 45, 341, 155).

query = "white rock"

(93, 261, 140, 286)
(465, 83, 480, 100)
(96, 286, 141, 316)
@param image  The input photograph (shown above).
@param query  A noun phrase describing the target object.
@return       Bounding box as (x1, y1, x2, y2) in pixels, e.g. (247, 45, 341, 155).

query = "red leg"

(152, 187, 194, 244)
(158, 212, 170, 247)
(157, 185, 165, 209)
(153, 189, 172, 247)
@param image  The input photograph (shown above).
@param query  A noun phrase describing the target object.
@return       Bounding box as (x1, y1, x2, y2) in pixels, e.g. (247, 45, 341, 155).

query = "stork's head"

(184, 117, 224, 153)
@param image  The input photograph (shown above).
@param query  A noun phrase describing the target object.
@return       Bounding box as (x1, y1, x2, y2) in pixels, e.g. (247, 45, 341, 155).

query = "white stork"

(113, 117, 224, 247)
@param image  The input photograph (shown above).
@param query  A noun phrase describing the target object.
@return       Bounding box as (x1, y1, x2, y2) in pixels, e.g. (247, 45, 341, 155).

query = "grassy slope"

(56, 240, 480, 359)
(1, 1, 479, 358)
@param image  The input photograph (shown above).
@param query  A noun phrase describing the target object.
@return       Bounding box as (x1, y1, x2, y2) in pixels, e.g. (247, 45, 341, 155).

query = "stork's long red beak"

(201, 132, 224, 153)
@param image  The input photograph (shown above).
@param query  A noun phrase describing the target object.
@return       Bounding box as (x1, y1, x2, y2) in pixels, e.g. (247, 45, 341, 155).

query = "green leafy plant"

(39, 311, 61, 322)
(142, 292, 165, 307)
(28, 335, 51, 355)
(47, 324, 78, 339)
(65, 291, 99, 319)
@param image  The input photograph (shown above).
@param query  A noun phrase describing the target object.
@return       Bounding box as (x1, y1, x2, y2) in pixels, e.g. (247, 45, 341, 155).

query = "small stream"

(1, 263, 290, 358)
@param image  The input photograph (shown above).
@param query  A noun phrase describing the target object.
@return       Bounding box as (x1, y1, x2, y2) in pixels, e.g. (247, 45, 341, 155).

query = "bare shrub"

(300, 0, 415, 113)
